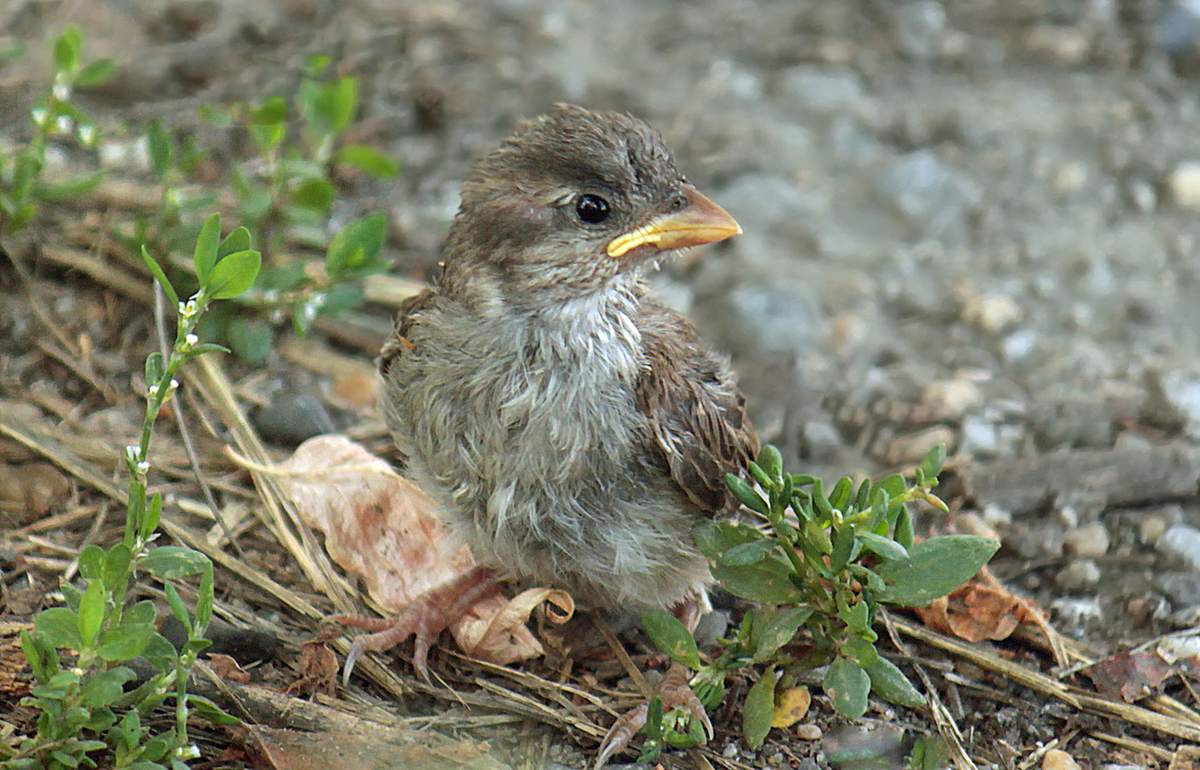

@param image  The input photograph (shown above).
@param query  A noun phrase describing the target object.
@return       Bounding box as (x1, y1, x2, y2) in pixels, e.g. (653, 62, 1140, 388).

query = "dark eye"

(575, 194, 610, 224)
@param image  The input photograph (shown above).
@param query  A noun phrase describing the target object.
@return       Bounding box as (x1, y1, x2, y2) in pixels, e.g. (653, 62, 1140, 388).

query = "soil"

(4, 1, 1200, 768)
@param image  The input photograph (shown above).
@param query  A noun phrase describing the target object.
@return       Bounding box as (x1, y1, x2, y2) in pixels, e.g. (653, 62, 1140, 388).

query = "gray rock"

(1158, 524, 1200, 571)
(776, 66, 865, 116)
(723, 283, 824, 356)
(875, 149, 980, 239)
(889, 1, 948, 61)
(252, 394, 337, 447)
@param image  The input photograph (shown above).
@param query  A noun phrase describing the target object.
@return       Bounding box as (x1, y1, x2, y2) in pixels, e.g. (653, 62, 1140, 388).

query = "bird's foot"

(594, 664, 711, 769)
(329, 565, 500, 684)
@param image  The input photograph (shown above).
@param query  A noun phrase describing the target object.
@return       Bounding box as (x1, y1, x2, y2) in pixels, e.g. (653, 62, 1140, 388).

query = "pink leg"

(330, 565, 500, 684)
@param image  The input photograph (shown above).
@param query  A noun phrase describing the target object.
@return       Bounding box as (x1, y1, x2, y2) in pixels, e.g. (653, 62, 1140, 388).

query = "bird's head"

(440, 104, 740, 309)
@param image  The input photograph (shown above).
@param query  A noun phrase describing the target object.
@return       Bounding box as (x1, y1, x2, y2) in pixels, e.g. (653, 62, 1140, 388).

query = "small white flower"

(148, 383, 160, 397)
(78, 124, 97, 146)
(52, 82, 70, 101)
(55, 115, 72, 135)
(136, 460, 150, 475)
(185, 333, 198, 347)
(31, 108, 48, 127)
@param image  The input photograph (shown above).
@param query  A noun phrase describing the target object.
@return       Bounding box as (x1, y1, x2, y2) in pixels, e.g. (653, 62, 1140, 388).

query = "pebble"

(1138, 515, 1168, 546)
(723, 283, 823, 355)
(1001, 329, 1039, 362)
(1056, 559, 1100, 590)
(1050, 596, 1103, 628)
(889, 1, 947, 61)
(1024, 26, 1091, 64)
(877, 149, 980, 237)
(802, 419, 844, 463)
(1159, 370, 1200, 437)
(1157, 524, 1200, 571)
(1042, 749, 1081, 770)
(1156, 571, 1200, 607)
(886, 425, 956, 465)
(1168, 161, 1200, 210)
(795, 723, 822, 740)
(252, 394, 337, 446)
(1063, 523, 1110, 558)
(777, 66, 865, 116)
(961, 293, 1023, 334)
(921, 376, 985, 419)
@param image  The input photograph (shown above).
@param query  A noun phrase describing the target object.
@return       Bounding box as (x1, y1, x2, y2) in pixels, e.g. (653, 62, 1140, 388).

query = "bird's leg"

(592, 594, 714, 768)
(594, 664, 710, 769)
(329, 565, 501, 684)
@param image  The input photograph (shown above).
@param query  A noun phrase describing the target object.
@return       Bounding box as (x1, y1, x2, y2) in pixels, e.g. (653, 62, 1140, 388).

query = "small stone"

(1127, 179, 1157, 212)
(1158, 524, 1200, 571)
(1056, 559, 1100, 590)
(890, 1, 947, 61)
(795, 723, 822, 740)
(877, 149, 980, 237)
(1159, 370, 1200, 438)
(1063, 523, 1110, 558)
(959, 415, 1001, 457)
(1050, 596, 1103, 627)
(1042, 749, 1082, 770)
(776, 66, 864, 116)
(1168, 161, 1200, 210)
(1051, 162, 1089, 195)
(1025, 26, 1091, 64)
(886, 425, 956, 465)
(922, 376, 985, 419)
(1139, 515, 1167, 546)
(252, 394, 336, 447)
(962, 293, 1023, 334)
(801, 419, 844, 463)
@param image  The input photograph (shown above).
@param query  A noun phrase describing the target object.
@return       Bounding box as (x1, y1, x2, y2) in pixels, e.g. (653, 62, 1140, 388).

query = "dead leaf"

(1085, 648, 1197, 703)
(263, 435, 571, 665)
(772, 685, 810, 728)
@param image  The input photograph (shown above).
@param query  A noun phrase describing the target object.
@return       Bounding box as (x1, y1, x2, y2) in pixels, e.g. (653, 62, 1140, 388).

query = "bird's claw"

(594, 665, 711, 768)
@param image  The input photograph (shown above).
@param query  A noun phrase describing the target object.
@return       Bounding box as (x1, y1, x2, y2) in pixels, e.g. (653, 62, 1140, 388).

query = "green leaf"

(103, 543, 133, 590)
(35, 607, 83, 650)
(719, 539, 775, 566)
(748, 462, 773, 490)
(141, 546, 211, 579)
(140, 492, 162, 541)
(829, 522, 856, 573)
(841, 635, 878, 669)
(920, 444, 946, 480)
(326, 212, 387, 278)
(756, 445, 783, 482)
(877, 474, 906, 500)
(141, 246, 178, 308)
(97, 619, 154, 662)
(642, 609, 700, 669)
(742, 668, 777, 749)
(36, 170, 105, 201)
(186, 694, 239, 725)
(867, 655, 926, 708)
(207, 249, 261, 300)
(193, 212, 221, 285)
(693, 519, 762, 560)
(637, 695, 664, 763)
(53, 25, 82, 75)
(142, 633, 178, 673)
(895, 506, 914, 550)
(330, 76, 358, 132)
(751, 606, 812, 663)
(829, 476, 852, 512)
(21, 629, 57, 683)
(226, 315, 273, 365)
(218, 226, 252, 259)
(335, 143, 399, 177)
(877, 535, 999, 607)
(164, 583, 190, 631)
(725, 473, 769, 515)
(712, 556, 803, 605)
(79, 666, 135, 707)
(75, 58, 116, 88)
(289, 176, 334, 213)
(77, 544, 104, 581)
(196, 561, 214, 631)
(249, 96, 288, 126)
(857, 531, 908, 561)
(78, 580, 105, 647)
(146, 121, 172, 177)
(824, 658, 870, 718)
(144, 352, 165, 390)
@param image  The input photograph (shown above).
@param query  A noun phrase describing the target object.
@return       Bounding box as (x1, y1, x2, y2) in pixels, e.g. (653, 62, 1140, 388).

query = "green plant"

(640, 444, 999, 758)
(2, 214, 260, 770)
(156, 55, 399, 363)
(0, 25, 115, 234)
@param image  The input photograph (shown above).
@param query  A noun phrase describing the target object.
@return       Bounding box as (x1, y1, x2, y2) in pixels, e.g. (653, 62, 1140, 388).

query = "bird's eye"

(575, 194, 610, 224)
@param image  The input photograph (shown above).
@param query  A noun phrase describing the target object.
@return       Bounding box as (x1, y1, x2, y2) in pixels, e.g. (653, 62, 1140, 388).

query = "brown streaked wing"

(635, 303, 759, 515)
(379, 288, 437, 374)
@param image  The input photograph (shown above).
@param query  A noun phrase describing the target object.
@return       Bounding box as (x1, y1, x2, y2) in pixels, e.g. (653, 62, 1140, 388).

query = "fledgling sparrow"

(378, 104, 757, 629)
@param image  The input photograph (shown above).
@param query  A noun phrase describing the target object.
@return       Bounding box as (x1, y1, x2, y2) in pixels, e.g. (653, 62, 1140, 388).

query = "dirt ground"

(5, 0, 1200, 768)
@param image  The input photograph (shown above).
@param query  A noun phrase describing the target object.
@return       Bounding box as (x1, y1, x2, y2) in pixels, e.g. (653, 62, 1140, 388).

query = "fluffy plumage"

(379, 104, 757, 612)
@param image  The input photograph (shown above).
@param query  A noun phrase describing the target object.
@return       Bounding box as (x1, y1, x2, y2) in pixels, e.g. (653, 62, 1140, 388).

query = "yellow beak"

(606, 186, 742, 259)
